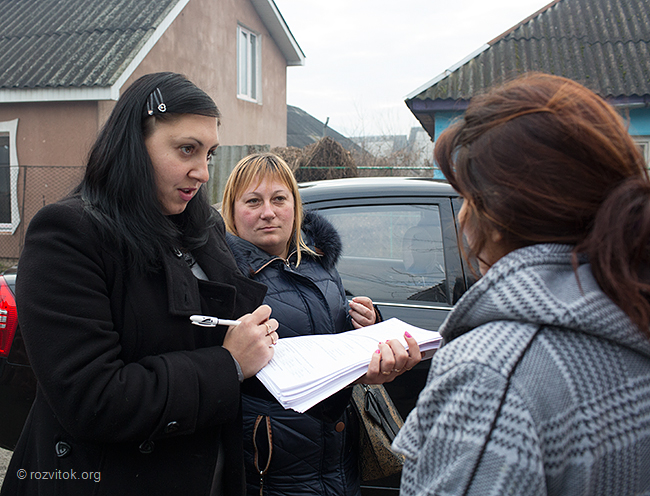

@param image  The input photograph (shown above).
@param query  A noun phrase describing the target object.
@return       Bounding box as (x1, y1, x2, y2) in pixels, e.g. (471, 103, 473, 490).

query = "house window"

(0, 136, 10, 223)
(0, 119, 20, 234)
(237, 25, 261, 102)
(634, 137, 650, 168)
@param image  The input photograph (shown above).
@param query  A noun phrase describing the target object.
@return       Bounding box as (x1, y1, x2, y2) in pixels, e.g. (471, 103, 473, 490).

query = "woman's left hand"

(357, 331, 422, 385)
(349, 296, 377, 328)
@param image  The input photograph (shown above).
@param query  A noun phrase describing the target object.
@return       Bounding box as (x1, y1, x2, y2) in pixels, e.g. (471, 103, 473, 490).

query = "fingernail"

(404, 331, 412, 338)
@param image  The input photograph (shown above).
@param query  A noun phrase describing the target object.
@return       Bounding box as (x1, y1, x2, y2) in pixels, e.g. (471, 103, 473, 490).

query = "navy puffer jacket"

(226, 211, 361, 496)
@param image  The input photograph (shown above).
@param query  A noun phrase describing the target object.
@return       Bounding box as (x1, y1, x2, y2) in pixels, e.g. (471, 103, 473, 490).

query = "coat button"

(55, 441, 71, 458)
(139, 440, 155, 454)
(335, 422, 345, 432)
(164, 421, 180, 434)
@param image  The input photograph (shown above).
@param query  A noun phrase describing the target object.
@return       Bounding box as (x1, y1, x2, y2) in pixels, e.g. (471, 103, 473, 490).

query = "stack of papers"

(256, 318, 442, 413)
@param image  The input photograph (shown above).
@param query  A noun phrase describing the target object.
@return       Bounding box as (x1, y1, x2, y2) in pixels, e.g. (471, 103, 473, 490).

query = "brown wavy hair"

(435, 72, 650, 333)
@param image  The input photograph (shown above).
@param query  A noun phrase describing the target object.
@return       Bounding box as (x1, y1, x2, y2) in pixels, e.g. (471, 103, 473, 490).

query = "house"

(287, 105, 364, 154)
(406, 0, 650, 165)
(0, 0, 303, 260)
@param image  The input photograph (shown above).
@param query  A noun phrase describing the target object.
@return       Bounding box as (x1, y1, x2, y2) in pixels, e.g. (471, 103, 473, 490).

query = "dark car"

(0, 177, 472, 492)
(299, 177, 472, 494)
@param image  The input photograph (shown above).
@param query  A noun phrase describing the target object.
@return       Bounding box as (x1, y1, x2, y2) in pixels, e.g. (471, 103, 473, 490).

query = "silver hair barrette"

(146, 87, 166, 115)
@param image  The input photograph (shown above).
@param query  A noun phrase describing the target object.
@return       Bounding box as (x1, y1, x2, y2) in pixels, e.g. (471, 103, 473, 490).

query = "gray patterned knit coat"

(393, 244, 650, 496)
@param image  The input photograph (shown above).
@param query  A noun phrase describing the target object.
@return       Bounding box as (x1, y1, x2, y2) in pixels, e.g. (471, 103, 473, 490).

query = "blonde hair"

(222, 153, 312, 265)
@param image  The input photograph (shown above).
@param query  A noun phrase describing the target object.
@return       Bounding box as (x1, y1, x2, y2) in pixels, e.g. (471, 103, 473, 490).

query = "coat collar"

(439, 244, 650, 359)
(163, 225, 263, 316)
(226, 211, 343, 275)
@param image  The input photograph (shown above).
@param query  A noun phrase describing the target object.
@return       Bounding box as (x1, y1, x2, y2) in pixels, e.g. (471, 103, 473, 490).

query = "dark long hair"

(436, 72, 650, 333)
(75, 72, 221, 272)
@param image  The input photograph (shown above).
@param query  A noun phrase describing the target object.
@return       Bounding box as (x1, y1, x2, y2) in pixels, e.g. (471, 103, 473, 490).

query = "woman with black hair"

(1, 72, 279, 495)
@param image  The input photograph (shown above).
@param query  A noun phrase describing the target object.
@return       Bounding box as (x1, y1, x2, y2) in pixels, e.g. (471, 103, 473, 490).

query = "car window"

(315, 204, 449, 305)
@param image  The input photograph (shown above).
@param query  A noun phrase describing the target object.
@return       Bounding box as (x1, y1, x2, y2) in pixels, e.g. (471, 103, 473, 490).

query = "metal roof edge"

(404, 44, 490, 101)
(251, 0, 305, 66)
(0, 87, 114, 103)
(609, 95, 650, 108)
(407, 98, 469, 112)
(111, 0, 192, 98)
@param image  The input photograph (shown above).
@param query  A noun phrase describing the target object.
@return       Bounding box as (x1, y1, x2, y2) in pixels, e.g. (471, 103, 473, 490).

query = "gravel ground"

(0, 447, 11, 488)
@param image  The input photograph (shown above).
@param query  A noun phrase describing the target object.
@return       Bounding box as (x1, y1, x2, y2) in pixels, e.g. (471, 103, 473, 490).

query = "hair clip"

(146, 87, 166, 115)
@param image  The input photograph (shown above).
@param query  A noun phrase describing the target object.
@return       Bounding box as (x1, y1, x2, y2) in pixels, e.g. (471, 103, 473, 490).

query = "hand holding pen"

(218, 305, 279, 379)
(190, 315, 241, 327)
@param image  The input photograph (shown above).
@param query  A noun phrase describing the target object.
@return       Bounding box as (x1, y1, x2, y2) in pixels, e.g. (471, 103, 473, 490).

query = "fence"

(292, 165, 442, 182)
(0, 165, 85, 269)
(0, 159, 442, 268)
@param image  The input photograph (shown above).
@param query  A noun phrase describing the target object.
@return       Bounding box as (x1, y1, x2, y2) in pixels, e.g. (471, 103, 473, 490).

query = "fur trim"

(302, 211, 342, 270)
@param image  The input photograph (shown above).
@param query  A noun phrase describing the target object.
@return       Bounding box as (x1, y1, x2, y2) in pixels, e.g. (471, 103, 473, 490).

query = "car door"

(302, 194, 467, 418)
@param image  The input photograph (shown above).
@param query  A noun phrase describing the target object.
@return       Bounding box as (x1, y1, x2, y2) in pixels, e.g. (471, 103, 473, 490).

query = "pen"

(190, 315, 241, 327)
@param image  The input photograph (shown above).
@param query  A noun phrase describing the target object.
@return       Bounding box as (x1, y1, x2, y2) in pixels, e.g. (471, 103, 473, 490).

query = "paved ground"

(0, 447, 11, 488)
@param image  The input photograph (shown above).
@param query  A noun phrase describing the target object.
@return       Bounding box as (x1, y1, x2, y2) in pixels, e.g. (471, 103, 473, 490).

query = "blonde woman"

(222, 153, 421, 496)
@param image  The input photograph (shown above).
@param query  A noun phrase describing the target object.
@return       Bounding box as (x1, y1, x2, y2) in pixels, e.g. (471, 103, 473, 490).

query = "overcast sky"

(273, 0, 553, 137)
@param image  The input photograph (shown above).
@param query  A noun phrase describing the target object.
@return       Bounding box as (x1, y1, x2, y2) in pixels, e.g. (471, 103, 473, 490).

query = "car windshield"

(315, 204, 448, 305)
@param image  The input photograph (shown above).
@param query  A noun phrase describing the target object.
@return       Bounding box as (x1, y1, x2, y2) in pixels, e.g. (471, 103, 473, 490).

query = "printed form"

(256, 318, 442, 412)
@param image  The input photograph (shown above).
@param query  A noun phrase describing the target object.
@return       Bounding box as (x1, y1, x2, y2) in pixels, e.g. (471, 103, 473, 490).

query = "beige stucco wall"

(0, 102, 94, 258)
(125, 0, 288, 147)
(0, 101, 97, 167)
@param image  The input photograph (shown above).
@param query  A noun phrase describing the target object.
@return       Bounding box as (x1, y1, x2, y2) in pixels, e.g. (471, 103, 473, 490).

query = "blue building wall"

(434, 111, 463, 142)
(433, 108, 650, 140)
(627, 108, 650, 136)
(430, 107, 650, 174)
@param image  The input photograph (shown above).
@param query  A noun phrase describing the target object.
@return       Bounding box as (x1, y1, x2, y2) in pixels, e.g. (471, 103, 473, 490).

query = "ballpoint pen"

(190, 315, 241, 327)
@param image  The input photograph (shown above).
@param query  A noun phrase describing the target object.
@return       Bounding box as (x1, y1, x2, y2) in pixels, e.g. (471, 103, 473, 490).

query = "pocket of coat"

(253, 416, 273, 484)
(197, 280, 236, 317)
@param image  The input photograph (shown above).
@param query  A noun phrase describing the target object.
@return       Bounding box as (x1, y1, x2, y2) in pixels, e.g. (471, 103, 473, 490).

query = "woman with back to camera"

(393, 73, 650, 495)
(221, 153, 422, 495)
(1, 72, 280, 496)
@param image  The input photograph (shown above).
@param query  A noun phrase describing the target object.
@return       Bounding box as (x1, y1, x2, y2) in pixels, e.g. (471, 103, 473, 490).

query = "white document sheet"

(256, 318, 442, 413)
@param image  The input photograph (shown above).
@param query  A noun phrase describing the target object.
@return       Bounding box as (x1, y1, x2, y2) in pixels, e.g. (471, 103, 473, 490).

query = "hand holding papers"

(256, 318, 442, 413)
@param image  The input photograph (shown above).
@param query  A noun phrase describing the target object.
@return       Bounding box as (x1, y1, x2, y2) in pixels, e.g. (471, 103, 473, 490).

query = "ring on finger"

(264, 322, 272, 335)
(381, 370, 391, 375)
(393, 368, 401, 373)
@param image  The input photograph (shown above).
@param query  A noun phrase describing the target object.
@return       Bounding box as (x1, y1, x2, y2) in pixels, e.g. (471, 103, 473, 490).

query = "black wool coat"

(1, 196, 266, 496)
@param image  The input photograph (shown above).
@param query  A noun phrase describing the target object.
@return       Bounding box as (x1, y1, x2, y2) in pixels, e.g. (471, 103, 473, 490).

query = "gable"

(408, 0, 650, 109)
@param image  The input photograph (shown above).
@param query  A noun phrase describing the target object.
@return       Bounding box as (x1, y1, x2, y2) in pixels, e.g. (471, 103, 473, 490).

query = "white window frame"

(0, 119, 20, 234)
(633, 136, 650, 168)
(237, 25, 262, 103)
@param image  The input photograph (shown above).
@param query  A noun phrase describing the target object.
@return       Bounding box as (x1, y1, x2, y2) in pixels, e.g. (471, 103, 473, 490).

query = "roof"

(0, 0, 303, 103)
(251, 0, 304, 67)
(407, 0, 650, 131)
(287, 105, 365, 153)
(299, 177, 456, 205)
